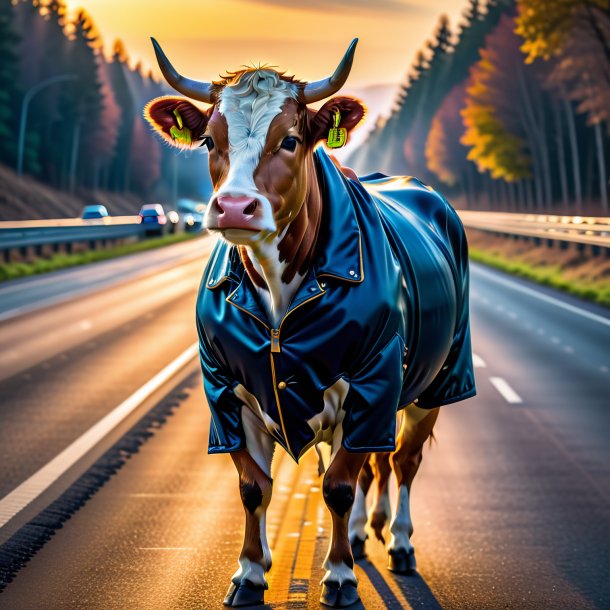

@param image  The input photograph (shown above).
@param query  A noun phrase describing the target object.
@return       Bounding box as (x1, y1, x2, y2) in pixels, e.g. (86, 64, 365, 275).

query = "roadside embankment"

(0, 232, 199, 283)
(467, 229, 610, 308)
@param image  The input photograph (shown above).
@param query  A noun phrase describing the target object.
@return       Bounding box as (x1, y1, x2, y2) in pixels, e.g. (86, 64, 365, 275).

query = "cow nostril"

(214, 199, 224, 213)
(243, 200, 258, 215)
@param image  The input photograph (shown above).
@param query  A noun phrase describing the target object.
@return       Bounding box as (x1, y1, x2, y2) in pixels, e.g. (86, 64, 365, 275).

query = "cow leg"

(387, 404, 439, 574)
(224, 409, 275, 607)
(348, 455, 372, 559)
(320, 447, 368, 608)
(368, 452, 392, 544)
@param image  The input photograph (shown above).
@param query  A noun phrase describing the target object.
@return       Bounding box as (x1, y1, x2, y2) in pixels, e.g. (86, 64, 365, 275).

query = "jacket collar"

(312, 147, 364, 284)
(206, 147, 363, 291)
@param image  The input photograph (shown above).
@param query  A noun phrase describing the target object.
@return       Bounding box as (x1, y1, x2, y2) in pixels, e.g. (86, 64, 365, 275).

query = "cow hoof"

(320, 581, 360, 607)
(350, 536, 367, 560)
(388, 548, 416, 575)
(223, 580, 265, 607)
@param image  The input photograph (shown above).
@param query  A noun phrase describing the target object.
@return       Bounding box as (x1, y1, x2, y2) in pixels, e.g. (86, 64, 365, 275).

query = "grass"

(0, 232, 200, 283)
(469, 246, 610, 308)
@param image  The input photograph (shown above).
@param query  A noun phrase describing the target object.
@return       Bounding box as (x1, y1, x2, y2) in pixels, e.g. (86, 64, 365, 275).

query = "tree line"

(348, 0, 610, 214)
(0, 0, 210, 207)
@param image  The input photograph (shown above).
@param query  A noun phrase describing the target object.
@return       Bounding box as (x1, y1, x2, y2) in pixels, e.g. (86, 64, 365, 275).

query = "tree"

(347, 0, 514, 178)
(107, 39, 135, 192)
(426, 80, 478, 207)
(87, 54, 120, 190)
(461, 13, 557, 210)
(57, 9, 103, 191)
(128, 114, 161, 193)
(517, 0, 609, 210)
(0, 0, 21, 165)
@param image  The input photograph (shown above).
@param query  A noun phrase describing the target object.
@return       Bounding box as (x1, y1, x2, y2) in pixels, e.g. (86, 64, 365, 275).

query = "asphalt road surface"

(0, 241, 609, 609)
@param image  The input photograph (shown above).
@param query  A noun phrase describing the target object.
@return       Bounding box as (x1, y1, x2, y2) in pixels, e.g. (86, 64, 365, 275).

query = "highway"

(0, 239, 609, 609)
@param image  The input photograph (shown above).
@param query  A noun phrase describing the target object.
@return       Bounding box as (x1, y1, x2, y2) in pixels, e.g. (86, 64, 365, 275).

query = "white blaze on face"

(213, 70, 298, 233)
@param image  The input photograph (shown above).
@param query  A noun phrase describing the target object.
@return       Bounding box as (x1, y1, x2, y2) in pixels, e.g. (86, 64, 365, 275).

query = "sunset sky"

(64, 0, 465, 88)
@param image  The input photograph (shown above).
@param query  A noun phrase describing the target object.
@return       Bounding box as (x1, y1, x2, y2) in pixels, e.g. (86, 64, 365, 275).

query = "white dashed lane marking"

(472, 353, 487, 368)
(490, 377, 523, 404)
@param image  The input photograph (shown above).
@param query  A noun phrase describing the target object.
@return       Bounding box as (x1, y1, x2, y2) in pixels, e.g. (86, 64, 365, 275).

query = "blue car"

(139, 204, 167, 236)
(81, 204, 109, 219)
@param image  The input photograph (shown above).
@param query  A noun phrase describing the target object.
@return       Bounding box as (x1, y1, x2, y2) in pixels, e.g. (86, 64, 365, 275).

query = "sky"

(64, 0, 465, 88)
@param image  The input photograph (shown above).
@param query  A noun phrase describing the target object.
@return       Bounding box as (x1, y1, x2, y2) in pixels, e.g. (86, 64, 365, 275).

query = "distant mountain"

(331, 82, 398, 164)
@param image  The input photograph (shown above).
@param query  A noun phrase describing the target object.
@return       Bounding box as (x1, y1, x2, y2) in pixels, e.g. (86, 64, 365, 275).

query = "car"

(184, 212, 204, 232)
(167, 210, 180, 233)
(138, 204, 167, 236)
(81, 204, 109, 219)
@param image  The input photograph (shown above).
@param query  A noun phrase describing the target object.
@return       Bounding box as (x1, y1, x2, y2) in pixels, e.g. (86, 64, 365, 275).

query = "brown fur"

(369, 452, 392, 543)
(391, 408, 439, 490)
(323, 448, 368, 568)
(230, 449, 273, 569)
(356, 408, 439, 545)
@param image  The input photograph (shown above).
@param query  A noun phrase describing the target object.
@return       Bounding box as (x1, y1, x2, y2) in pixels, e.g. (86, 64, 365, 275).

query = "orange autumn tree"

(460, 13, 556, 209)
(426, 81, 469, 187)
(516, 0, 609, 210)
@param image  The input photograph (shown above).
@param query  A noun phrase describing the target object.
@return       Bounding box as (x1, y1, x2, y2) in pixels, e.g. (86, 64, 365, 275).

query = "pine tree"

(107, 39, 135, 192)
(57, 9, 103, 191)
(0, 0, 21, 165)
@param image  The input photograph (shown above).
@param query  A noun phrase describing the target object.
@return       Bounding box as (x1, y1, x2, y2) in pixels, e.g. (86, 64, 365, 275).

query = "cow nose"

(216, 196, 258, 216)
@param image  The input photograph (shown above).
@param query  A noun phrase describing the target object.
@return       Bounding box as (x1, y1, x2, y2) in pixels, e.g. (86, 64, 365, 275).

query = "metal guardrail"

(457, 211, 610, 249)
(0, 216, 145, 261)
(2, 211, 609, 263)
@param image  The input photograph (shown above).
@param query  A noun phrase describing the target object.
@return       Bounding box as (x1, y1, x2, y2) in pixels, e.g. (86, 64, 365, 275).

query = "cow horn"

(302, 38, 358, 104)
(150, 37, 214, 104)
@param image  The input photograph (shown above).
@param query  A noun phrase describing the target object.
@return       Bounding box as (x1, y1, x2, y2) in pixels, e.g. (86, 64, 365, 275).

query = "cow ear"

(144, 96, 211, 150)
(308, 96, 366, 148)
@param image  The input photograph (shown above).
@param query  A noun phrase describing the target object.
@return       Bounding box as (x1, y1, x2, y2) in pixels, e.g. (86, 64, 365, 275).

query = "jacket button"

(277, 381, 287, 391)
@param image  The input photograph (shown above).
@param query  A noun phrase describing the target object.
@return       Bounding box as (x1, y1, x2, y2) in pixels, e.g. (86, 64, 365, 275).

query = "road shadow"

(356, 557, 407, 609)
(387, 569, 443, 609)
(357, 556, 443, 609)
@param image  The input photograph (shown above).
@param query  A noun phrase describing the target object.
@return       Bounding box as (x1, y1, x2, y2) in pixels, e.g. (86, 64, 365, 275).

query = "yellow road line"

(292, 479, 321, 581)
(266, 451, 318, 605)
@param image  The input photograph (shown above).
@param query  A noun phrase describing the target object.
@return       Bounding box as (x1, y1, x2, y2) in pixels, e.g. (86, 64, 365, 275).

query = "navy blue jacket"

(196, 148, 476, 462)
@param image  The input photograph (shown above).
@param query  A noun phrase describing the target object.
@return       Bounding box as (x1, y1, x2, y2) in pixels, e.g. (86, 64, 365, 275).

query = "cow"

(144, 38, 476, 608)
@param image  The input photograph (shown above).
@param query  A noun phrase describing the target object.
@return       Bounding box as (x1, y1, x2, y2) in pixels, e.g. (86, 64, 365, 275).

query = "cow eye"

(280, 136, 298, 152)
(201, 136, 215, 152)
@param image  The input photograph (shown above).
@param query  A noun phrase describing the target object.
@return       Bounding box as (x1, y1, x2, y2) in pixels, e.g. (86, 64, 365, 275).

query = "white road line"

(472, 264, 610, 328)
(489, 377, 523, 404)
(0, 342, 199, 529)
(472, 353, 487, 368)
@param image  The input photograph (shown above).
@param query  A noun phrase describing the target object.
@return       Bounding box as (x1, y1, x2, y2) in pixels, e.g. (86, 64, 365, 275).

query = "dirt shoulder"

(466, 229, 610, 308)
(0, 163, 152, 221)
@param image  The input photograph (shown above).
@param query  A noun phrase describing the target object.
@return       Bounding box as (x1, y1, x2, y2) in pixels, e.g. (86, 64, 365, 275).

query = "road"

(0, 241, 609, 609)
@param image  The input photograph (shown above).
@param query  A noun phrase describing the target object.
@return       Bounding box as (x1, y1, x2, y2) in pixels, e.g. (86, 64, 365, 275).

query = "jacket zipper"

(270, 328, 281, 353)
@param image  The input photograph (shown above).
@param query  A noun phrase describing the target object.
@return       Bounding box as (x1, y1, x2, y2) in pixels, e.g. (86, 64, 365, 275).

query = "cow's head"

(145, 39, 365, 246)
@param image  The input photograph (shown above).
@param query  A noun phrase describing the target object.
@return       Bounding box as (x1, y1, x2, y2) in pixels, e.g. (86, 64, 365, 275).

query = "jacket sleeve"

(196, 317, 246, 453)
(341, 332, 405, 453)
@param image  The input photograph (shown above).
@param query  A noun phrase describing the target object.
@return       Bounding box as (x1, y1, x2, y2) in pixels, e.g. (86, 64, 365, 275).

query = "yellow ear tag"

(327, 109, 347, 149)
(169, 108, 192, 146)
